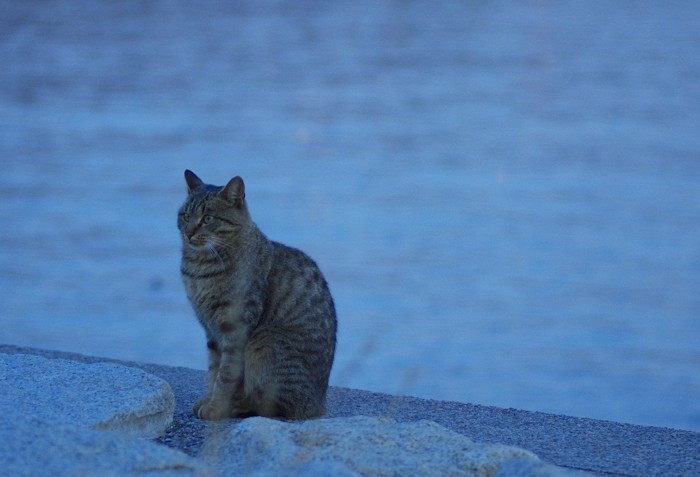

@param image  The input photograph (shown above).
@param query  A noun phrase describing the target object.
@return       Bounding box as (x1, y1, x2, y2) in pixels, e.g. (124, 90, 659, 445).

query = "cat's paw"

(195, 401, 229, 420)
(230, 397, 256, 418)
(192, 397, 209, 416)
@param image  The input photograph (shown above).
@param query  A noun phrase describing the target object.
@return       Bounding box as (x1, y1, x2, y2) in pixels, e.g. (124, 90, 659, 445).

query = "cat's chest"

(185, 274, 228, 297)
(183, 272, 247, 311)
(183, 275, 215, 301)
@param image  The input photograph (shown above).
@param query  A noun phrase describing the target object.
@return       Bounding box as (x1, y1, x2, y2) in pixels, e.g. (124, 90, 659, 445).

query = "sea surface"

(1, 1, 699, 431)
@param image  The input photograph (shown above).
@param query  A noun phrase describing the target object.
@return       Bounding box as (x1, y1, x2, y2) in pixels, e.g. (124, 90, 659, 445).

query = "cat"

(178, 170, 337, 420)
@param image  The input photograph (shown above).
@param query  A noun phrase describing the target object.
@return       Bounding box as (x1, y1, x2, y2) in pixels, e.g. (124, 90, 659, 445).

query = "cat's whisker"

(206, 243, 226, 269)
(205, 240, 227, 252)
(208, 237, 233, 248)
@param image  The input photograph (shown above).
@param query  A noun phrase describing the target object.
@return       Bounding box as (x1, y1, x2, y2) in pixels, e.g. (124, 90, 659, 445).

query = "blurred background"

(1, 1, 699, 431)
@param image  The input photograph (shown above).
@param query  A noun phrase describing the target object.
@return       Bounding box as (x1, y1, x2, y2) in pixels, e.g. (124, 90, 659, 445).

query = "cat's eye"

(203, 215, 215, 224)
(182, 213, 190, 222)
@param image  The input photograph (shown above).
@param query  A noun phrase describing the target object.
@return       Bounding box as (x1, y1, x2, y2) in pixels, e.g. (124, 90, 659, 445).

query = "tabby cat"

(178, 170, 337, 420)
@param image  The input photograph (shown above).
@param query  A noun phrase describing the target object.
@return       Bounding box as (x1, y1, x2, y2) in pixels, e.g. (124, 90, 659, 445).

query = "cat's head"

(178, 170, 250, 250)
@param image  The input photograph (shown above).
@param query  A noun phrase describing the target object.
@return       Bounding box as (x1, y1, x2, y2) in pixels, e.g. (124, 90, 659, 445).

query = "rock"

(199, 416, 582, 476)
(0, 353, 175, 438)
(0, 351, 593, 476)
(1, 415, 208, 477)
(495, 458, 593, 477)
(0, 353, 205, 476)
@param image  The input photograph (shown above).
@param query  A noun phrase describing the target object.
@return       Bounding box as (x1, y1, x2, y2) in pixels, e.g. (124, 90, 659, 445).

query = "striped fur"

(178, 170, 337, 420)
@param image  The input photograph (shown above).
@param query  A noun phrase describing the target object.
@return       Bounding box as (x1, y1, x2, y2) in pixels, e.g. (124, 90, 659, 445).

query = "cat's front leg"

(192, 338, 222, 416)
(196, 326, 249, 420)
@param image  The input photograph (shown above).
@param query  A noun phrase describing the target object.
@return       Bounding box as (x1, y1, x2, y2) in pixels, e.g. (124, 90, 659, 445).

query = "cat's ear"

(184, 170, 204, 193)
(222, 176, 246, 207)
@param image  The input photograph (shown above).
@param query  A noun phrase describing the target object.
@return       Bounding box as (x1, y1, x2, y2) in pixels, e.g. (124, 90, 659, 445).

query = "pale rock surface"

(0, 352, 174, 438)
(0, 352, 591, 476)
(1, 415, 207, 477)
(0, 352, 207, 476)
(199, 416, 590, 476)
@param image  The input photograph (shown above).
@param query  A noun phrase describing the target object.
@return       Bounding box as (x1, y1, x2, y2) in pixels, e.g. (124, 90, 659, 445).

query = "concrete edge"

(2, 344, 698, 477)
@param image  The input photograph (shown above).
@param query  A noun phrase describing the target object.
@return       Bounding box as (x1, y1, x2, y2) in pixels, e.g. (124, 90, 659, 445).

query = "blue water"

(1, 1, 699, 431)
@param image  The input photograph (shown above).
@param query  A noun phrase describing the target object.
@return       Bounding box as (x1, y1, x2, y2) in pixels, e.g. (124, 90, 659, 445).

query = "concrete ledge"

(2, 344, 698, 476)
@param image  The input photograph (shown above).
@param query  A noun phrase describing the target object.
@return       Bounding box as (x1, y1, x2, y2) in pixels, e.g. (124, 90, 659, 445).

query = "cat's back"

(264, 241, 336, 333)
